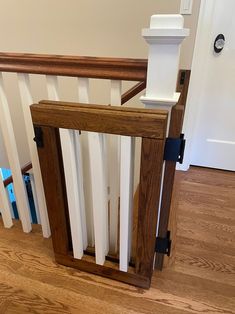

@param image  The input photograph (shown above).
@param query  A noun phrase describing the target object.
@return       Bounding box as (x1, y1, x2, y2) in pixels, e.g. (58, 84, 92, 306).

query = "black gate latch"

(155, 231, 171, 256)
(164, 133, 185, 164)
(33, 126, 43, 148)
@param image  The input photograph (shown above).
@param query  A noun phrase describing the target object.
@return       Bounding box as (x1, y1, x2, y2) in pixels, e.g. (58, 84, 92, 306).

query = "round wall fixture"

(214, 34, 225, 53)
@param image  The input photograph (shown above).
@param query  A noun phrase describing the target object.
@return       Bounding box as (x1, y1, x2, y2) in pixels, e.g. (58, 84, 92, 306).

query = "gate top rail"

(0, 52, 147, 81)
(31, 100, 168, 139)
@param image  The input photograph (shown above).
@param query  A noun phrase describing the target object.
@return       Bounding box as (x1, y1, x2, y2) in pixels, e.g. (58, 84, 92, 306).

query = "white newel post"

(140, 15, 189, 234)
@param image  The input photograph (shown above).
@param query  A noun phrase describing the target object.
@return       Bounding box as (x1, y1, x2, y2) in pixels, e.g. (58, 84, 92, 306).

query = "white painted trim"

(0, 73, 32, 233)
(88, 132, 109, 265)
(77, 77, 94, 247)
(29, 172, 41, 225)
(77, 77, 110, 260)
(180, 0, 194, 15)
(150, 14, 184, 28)
(108, 80, 121, 254)
(119, 136, 135, 272)
(140, 92, 180, 109)
(179, 0, 214, 171)
(207, 139, 235, 145)
(141, 14, 188, 252)
(142, 15, 189, 101)
(73, 131, 88, 250)
(142, 28, 189, 44)
(18, 73, 50, 236)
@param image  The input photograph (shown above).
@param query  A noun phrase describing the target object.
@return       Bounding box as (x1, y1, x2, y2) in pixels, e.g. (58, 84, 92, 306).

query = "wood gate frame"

(31, 100, 168, 288)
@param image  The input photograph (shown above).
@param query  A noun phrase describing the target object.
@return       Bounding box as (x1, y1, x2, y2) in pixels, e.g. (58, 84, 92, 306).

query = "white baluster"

(0, 170, 13, 228)
(88, 131, 109, 264)
(119, 136, 135, 272)
(108, 80, 122, 253)
(73, 133, 88, 250)
(46, 75, 85, 258)
(0, 73, 31, 233)
(18, 73, 50, 236)
(29, 172, 41, 224)
(140, 15, 189, 235)
(77, 77, 109, 263)
(77, 78, 93, 248)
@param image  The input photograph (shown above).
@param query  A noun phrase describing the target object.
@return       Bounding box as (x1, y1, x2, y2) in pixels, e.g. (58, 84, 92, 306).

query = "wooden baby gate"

(0, 14, 189, 289)
(31, 101, 169, 288)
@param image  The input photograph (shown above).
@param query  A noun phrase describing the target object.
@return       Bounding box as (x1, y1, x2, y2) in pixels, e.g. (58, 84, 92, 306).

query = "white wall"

(0, 0, 200, 167)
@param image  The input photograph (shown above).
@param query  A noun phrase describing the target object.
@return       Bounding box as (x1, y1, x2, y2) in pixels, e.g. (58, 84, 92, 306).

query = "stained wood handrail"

(121, 81, 146, 105)
(0, 52, 147, 81)
(3, 162, 32, 187)
(0, 51, 146, 105)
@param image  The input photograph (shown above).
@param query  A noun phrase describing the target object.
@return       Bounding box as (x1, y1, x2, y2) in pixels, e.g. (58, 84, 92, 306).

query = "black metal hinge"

(155, 231, 171, 256)
(33, 126, 43, 148)
(164, 133, 186, 164)
(180, 70, 186, 86)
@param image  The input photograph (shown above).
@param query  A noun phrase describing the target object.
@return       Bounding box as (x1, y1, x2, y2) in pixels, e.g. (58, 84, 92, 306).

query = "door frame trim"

(178, 0, 216, 170)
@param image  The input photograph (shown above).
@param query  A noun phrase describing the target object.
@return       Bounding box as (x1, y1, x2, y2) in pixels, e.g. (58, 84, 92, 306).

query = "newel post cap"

(150, 14, 184, 28)
(142, 14, 189, 44)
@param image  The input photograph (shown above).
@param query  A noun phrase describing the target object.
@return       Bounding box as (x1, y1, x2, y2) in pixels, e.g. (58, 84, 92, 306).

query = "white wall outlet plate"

(180, 0, 193, 15)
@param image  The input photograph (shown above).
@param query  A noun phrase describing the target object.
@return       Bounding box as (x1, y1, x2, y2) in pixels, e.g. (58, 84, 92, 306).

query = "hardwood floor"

(0, 167, 234, 313)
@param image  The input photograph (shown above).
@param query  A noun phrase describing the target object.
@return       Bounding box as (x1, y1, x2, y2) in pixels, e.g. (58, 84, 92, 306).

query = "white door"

(184, 0, 235, 171)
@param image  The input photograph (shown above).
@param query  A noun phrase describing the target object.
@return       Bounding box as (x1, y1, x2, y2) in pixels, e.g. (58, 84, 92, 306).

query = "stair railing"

(0, 14, 189, 286)
(0, 54, 147, 239)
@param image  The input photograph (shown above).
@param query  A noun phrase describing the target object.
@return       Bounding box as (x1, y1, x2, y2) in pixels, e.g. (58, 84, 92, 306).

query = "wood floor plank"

(177, 215, 235, 252)
(175, 250, 235, 286)
(0, 166, 234, 313)
(177, 235, 235, 257)
(152, 269, 235, 303)
(0, 271, 135, 314)
(0, 239, 187, 313)
(180, 167, 235, 187)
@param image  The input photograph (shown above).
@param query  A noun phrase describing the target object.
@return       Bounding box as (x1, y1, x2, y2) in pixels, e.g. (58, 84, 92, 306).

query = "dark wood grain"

(39, 99, 166, 115)
(155, 70, 191, 270)
(55, 253, 150, 289)
(121, 81, 146, 105)
(135, 138, 165, 279)
(0, 52, 147, 81)
(32, 102, 168, 288)
(35, 126, 70, 255)
(3, 162, 32, 187)
(163, 172, 181, 268)
(176, 70, 191, 97)
(155, 107, 184, 270)
(31, 101, 168, 139)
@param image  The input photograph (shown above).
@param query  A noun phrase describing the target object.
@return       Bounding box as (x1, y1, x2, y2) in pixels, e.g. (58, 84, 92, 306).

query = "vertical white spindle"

(140, 15, 189, 237)
(0, 170, 13, 228)
(73, 132, 88, 250)
(29, 172, 41, 224)
(0, 73, 31, 233)
(78, 78, 108, 265)
(88, 131, 109, 265)
(46, 75, 85, 258)
(77, 77, 109, 263)
(109, 80, 122, 253)
(77, 77, 93, 247)
(119, 136, 135, 271)
(18, 73, 50, 236)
